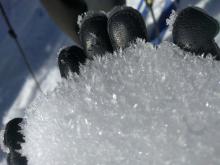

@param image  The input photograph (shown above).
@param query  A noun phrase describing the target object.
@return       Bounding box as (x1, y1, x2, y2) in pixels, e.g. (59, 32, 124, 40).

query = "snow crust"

(22, 40, 220, 165)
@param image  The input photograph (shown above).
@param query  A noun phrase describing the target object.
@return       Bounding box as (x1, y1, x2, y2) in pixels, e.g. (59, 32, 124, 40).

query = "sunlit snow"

(22, 40, 220, 165)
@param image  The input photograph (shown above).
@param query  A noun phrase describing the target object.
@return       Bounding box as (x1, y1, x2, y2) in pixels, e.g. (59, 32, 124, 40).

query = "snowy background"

(0, 0, 220, 164)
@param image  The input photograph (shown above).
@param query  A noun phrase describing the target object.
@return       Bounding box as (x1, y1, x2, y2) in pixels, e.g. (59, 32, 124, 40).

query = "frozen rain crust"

(22, 40, 220, 165)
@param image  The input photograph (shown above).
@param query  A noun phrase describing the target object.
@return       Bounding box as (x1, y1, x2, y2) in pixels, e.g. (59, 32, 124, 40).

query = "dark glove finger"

(108, 6, 148, 51)
(7, 152, 27, 165)
(79, 12, 113, 59)
(58, 46, 87, 79)
(4, 118, 27, 165)
(173, 7, 220, 60)
(4, 118, 25, 151)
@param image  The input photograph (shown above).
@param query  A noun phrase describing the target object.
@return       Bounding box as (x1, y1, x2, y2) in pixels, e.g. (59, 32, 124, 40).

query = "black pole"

(0, 2, 43, 93)
(145, 0, 161, 43)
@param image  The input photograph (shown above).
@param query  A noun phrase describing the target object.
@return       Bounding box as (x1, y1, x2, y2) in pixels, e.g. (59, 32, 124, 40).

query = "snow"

(77, 14, 84, 29)
(22, 40, 220, 165)
(0, 131, 8, 154)
(166, 10, 177, 31)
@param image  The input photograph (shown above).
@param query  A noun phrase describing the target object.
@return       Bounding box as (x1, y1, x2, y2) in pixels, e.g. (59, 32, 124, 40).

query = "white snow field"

(22, 40, 220, 165)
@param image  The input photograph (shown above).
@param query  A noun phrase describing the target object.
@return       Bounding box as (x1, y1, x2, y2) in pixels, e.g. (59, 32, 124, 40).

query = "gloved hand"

(58, 6, 220, 79)
(58, 6, 148, 78)
(2, 6, 220, 165)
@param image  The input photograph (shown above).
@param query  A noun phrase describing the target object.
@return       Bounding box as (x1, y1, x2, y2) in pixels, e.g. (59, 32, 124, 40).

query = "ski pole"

(0, 2, 43, 94)
(145, 0, 161, 43)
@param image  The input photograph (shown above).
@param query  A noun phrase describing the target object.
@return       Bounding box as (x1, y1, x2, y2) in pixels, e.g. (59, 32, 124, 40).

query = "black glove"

(58, 6, 220, 79)
(173, 7, 220, 60)
(58, 6, 148, 78)
(3, 118, 27, 165)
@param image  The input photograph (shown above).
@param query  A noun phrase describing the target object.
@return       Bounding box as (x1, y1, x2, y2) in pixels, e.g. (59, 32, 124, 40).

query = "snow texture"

(0, 130, 8, 154)
(166, 10, 178, 31)
(77, 14, 84, 29)
(22, 40, 220, 165)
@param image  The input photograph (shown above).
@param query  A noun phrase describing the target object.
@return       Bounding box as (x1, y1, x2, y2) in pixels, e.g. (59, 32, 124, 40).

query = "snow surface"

(22, 40, 220, 165)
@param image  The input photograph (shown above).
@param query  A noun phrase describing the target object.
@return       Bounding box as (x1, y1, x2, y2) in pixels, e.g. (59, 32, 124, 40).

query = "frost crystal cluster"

(22, 40, 220, 165)
(166, 10, 178, 31)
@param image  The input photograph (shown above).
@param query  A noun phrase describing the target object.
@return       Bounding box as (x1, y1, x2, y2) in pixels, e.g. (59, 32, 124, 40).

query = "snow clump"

(166, 10, 178, 31)
(22, 40, 220, 165)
